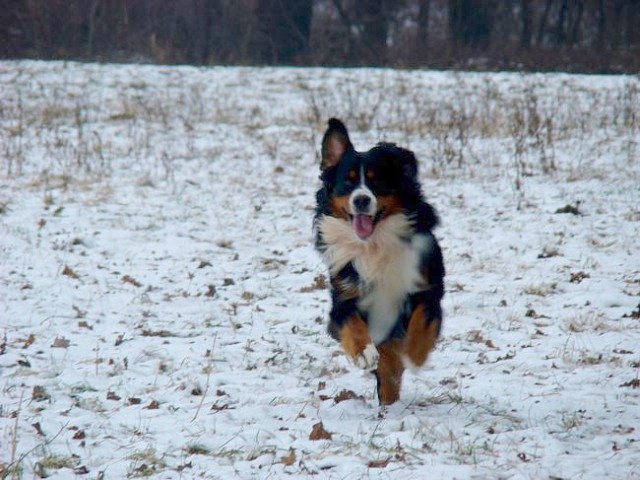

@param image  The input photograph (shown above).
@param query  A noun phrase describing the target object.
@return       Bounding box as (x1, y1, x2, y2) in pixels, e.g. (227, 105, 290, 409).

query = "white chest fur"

(318, 214, 431, 344)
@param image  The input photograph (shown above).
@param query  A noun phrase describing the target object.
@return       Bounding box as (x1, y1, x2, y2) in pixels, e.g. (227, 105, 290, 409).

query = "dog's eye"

(366, 168, 375, 181)
(347, 169, 358, 183)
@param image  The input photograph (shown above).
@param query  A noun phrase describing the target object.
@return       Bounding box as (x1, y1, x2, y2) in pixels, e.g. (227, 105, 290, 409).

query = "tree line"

(1, 0, 639, 73)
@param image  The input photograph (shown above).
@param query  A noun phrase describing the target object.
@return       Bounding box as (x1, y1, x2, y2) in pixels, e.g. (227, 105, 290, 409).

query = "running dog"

(314, 118, 445, 405)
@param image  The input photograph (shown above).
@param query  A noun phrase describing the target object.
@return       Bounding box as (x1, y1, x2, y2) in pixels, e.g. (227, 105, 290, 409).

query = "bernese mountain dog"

(314, 118, 445, 406)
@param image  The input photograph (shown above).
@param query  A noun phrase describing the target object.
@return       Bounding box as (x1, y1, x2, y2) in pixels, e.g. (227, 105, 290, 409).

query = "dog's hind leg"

(403, 304, 440, 368)
(375, 340, 404, 405)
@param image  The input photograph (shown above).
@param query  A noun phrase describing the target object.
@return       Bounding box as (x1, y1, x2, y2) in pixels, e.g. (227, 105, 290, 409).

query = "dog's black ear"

(381, 144, 418, 185)
(321, 118, 352, 170)
(398, 148, 418, 184)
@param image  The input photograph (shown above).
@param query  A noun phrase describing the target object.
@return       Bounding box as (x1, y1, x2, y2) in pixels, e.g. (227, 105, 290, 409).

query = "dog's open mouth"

(351, 214, 374, 240)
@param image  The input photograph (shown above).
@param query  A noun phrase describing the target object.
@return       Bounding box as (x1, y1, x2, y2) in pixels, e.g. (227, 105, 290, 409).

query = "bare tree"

(255, 0, 313, 63)
(416, 0, 431, 61)
(448, 0, 493, 47)
(521, 0, 532, 49)
(1, 0, 639, 72)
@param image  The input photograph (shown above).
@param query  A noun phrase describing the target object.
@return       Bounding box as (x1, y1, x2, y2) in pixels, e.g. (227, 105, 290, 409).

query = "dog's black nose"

(353, 195, 372, 213)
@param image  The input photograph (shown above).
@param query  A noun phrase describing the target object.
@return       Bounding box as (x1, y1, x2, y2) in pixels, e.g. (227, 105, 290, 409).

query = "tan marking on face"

(376, 195, 403, 219)
(330, 195, 350, 219)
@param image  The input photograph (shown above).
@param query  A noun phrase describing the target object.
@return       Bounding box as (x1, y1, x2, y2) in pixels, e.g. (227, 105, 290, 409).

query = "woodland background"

(1, 0, 639, 73)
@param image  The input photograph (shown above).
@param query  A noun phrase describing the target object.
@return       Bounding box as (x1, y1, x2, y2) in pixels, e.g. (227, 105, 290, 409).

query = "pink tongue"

(353, 214, 374, 239)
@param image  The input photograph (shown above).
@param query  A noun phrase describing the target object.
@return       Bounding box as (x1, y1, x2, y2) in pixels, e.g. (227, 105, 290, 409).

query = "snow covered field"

(1, 61, 639, 479)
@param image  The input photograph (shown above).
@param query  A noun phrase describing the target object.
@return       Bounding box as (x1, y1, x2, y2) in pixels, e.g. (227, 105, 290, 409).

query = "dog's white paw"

(351, 343, 379, 370)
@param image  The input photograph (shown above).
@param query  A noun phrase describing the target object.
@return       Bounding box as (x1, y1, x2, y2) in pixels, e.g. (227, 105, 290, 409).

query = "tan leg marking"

(376, 340, 405, 405)
(404, 304, 440, 367)
(339, 315, 378, 369)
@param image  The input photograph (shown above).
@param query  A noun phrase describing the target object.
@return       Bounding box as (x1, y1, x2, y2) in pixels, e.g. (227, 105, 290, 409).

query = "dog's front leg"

(338, 314, 379, 369)
(327, 268, 379, 369)
(375, 340, 404, 405)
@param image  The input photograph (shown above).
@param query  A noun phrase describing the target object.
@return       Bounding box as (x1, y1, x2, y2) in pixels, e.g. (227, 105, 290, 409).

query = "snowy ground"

(1, 61, 639, 479)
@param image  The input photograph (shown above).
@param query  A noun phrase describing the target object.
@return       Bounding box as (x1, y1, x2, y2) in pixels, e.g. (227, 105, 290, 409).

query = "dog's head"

(319, 118, 419, 241)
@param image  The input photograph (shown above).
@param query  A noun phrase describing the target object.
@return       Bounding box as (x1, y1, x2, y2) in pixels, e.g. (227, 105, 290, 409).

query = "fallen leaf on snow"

(309, 422, 332, 441)
(62, 265, 79, 279)
(368, 458, 391, 468)
(51, 336, 70, 348)
(211, 402, 233, 413)
(467, 330, 485, 343)
(299, 274, 327, 292)
(555, 203, 581, 215)
(121, 274, 142, 287)
(23, 333, 36, 348)
(73, 305, 86, 318)
(141, 329, 174, 337)
(280, 448, 296, 466)
(205, 285, 216, 297)
(145, 400, 160, 409)
(622, 303, 640, 319)
(569, 271, 590, 283)
(32, 386, 50, 402)
(619, 379, 640, 388)
(32, 422, 45, 436)
(334, 389, 363, 404)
